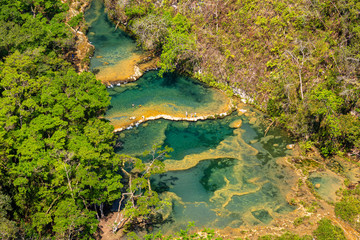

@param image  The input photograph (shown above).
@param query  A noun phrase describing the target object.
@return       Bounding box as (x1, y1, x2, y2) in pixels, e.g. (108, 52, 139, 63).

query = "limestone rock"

(286, 144, 295, 150)
(230, 119, 242, 128)
(237, 108, 247, 116)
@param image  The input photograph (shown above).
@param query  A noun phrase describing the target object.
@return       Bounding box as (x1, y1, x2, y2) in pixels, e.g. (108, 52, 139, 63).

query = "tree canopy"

(0, 0, 73, 60)
(0, 1, 166, 238)
(0, 49, 124, 238)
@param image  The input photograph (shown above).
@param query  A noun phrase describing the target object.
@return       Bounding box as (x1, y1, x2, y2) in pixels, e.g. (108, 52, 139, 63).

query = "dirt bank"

(65, 0, 94, 72)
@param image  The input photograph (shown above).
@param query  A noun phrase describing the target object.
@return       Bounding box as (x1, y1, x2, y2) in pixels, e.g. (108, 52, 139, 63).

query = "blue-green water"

(85, 0, 141, 70)
(117, 113, 297, 233)
(86, 0, 297, 235)
(106, 71, 230, 129)
(309, 171, 343, 202)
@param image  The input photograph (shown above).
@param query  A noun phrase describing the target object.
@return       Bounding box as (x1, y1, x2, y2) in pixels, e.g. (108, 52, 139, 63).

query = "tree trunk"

(299, 69, 304, 100)
(100, 203, 104, 218)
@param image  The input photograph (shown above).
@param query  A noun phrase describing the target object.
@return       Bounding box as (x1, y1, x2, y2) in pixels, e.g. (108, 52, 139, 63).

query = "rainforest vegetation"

(0, 0, 359, 239)
(0, 0, 166, 238)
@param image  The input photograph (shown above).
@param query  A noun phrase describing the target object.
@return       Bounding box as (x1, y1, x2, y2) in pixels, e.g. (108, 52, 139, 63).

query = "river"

(85, 0, 298, 236)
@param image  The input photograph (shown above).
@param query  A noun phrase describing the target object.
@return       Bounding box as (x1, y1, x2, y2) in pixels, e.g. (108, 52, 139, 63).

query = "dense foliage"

(313, 218, 347, 240)
(0, 50, 124, 238)
(0, 0, 73, 60)
(0, 0, 165, 238)
(335, 184, 360, 231)
(106, 0, 360, 157)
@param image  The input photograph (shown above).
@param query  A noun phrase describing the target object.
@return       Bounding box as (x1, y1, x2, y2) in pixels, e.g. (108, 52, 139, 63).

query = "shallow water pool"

(86, 0, 298, 234)
(117, 113, 297, 234)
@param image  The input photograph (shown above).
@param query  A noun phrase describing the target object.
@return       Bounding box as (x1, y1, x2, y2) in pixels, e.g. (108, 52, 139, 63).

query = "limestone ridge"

(66, 0, 94, 72)
(102, 55, 160, 87)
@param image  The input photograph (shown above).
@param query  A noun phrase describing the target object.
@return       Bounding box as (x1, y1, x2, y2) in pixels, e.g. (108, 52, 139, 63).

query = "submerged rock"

(249, 117, 257, 125)
(309, 171, 343, 202)
(230, 119, 242, 128)
(251, 209, 273, 224)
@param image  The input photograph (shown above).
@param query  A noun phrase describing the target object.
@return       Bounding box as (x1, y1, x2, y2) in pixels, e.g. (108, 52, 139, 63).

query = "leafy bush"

(125, 5, 147, 18)
(68, 12, 83, 28)
(335, 185, 360, 231)
(313, 218, 346, 240)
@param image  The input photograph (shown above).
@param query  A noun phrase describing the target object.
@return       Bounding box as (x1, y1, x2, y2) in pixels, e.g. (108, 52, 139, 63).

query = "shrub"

(335, 185, 360, 231)
(313, 218, 346, 240)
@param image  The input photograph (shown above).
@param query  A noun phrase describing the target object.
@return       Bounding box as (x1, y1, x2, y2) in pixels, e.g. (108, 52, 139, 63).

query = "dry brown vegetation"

(104, 0, 360, 159)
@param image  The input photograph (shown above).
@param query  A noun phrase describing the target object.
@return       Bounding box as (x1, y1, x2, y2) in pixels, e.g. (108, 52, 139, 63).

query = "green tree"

(335, 185, 360, 231)
(308, 86, 344, 155)
(159, 13, 197, 76)
(0, 51, 123, 238)
(113, 145, 172, 233)
(0, 192, 17, 239)
(0, 0, 71, 59)
(313, 218, 346, 240)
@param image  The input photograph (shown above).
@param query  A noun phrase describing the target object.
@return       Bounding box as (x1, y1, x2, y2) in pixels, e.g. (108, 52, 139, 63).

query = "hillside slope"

(104, 0, 360, 157)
